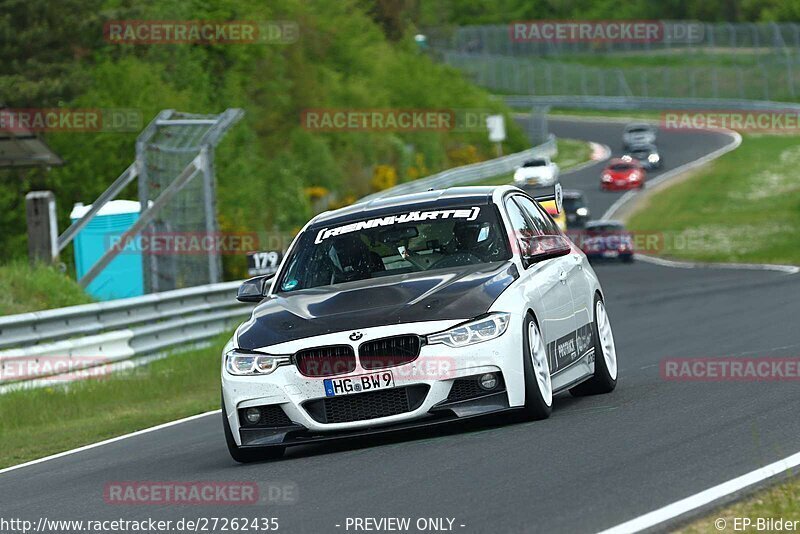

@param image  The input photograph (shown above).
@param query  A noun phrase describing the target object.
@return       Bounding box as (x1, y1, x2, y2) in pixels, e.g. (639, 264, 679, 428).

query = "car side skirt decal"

(547, 323, 594, 373)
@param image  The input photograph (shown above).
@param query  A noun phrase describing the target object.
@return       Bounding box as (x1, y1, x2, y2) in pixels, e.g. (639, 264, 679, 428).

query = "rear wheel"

(520, 313, 553, 420)
(222, 396, 285, 463)
(571, 296, 618, 396)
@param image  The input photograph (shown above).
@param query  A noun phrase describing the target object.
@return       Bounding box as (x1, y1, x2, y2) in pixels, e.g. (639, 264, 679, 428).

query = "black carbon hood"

(236, 261, 518, 349)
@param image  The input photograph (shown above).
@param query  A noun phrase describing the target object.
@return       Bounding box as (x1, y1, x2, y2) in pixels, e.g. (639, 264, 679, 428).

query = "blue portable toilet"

(70, 200, 144, 300)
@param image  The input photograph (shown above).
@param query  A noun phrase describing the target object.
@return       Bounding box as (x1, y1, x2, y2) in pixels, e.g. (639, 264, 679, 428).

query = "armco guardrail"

(0, 281, 253, 385)
(504, 95, 800, 112)
(359, 134, 556, 203)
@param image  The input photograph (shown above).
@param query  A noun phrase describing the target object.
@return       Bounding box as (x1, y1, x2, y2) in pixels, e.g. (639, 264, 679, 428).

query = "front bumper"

(222, 317, 526, 447)
(601, 179, 642, 191)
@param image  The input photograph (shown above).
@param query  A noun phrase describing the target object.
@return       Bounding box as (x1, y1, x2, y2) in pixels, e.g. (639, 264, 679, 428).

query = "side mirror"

(236, 274, 274, 303)
(521, 235, 571, 266)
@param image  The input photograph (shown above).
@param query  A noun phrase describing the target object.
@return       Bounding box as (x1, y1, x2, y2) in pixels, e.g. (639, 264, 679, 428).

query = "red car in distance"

(600, 157, 646, 191)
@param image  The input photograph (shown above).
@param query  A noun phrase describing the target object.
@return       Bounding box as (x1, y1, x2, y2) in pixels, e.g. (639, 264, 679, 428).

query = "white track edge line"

(635, 254, 800, 274)
(596, 449, 800, 534)
(0, 409, 220, 476)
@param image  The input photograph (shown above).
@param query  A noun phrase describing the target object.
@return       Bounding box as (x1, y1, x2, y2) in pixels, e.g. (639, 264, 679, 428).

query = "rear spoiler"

(532, 183, 563, 214)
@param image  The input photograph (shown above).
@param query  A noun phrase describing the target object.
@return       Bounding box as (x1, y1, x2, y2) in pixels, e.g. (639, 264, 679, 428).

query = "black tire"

(222, 396, 285, 463)
(621, 255, 634, 264)
(520, 313, 553, 421)
(570, 295, 618, 396)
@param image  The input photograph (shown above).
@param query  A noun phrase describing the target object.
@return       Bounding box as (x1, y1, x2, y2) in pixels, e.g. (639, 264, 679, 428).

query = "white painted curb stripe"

(0, 410, 220, 476)
(597, 450, 800, 534)
(636, 254, 800, 274)
(562, 142, 611, 175)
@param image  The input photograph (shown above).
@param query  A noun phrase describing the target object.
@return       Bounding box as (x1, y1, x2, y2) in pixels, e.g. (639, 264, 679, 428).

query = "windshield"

(563, 197, 585, 211)
(609, 163, 635, 171)
(627, 126, 649, 133)
(586, 224, 625, 233)
(277, 205, 511, 292)
(522, 159, 546, 167)
(630, 149, 651, 158)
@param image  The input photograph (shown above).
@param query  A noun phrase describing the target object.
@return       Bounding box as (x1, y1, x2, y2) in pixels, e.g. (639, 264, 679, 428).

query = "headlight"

(648, 154, 660, 163)
(225, 349, 290, 376)
(602, 173, 612, 181)
(576, 207, 589, 217)
(427, 313, 510, 348)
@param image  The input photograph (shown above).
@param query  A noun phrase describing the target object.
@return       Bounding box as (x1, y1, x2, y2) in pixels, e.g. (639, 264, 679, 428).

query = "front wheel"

(570, 296, 618, 396)
(520, 313, 553, 421)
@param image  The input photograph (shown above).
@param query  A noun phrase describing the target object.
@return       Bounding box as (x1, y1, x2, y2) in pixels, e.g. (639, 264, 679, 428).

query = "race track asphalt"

(1, 117, 799, 534)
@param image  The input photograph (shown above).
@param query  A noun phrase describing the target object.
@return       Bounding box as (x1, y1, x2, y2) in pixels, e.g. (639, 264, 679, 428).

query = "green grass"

(553, 137, 593, 170)
(627, 134, 800, 265)
(0, 261, 94, 316)
(475, 137, 592, 186)
(680, 475, 800, 533)
(0, 337, 227, 469)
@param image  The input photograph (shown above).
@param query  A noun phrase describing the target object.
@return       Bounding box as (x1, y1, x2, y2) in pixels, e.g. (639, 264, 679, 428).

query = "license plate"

(602, 251, 619, 258)
(324, 371, 394, 397)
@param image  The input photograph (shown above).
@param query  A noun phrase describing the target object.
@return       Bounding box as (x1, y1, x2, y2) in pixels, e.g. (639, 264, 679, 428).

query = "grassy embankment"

(0, 336, 226, 469)
(0, 261, 94, 316)
(628, 134, 800, 265)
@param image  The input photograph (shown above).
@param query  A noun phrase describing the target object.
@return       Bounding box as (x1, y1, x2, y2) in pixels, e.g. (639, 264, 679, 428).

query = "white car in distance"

(513, 157, 560, 187)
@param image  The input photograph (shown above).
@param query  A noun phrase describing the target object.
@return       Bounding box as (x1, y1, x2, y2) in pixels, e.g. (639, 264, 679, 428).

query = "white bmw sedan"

(222, 185, 618, 462)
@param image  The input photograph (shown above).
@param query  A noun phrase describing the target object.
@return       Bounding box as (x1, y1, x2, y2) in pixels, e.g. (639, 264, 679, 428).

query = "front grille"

(359, 335, 422, 370)
(303, 385, 429, 424)
(238, 405, 294, 428)
(294, 345, 356, 377)
(446, 375, 506, 402)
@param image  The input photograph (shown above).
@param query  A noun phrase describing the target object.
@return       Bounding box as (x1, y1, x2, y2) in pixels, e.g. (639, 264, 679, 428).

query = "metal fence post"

(581, 69, 588, 96)
(546, 63, 553, 94)
(712, 68, 719, 98)
(25, 191, 58, 265)
(642, 70, 648, 98)
(737, 67, 745, 98)
(200, 146, 221, 284)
